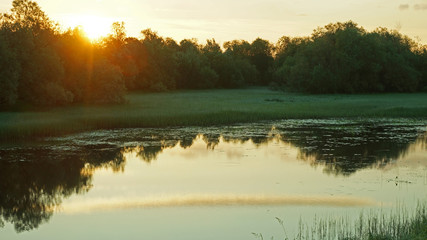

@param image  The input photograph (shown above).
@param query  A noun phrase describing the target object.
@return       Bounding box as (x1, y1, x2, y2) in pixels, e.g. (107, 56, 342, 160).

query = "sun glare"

(62, 15, 113, 40)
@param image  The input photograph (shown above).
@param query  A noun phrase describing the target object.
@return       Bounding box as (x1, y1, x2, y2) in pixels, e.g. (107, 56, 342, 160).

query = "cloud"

(414, 4, 427, 10)
(398, 3, 427, 11)
(398, 4, 409, 10)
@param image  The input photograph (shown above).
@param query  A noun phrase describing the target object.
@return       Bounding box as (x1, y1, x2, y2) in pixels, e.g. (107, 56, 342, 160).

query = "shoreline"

(1, 88, 427, 141)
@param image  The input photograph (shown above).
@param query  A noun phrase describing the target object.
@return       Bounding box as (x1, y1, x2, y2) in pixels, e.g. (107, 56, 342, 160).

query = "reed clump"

(255, 203, 426, 240)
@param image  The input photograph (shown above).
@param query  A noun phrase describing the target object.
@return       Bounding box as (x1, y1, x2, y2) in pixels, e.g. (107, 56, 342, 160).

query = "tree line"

(1, 0, 426, 107)
(273, 22, 427, 93)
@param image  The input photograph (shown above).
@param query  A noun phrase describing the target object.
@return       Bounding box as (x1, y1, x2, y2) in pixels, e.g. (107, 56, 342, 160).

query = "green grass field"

(1, 88, 427, 140)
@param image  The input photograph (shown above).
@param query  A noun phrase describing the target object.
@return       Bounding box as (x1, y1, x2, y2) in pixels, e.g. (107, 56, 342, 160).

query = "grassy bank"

(1, 88, 427, 140)
(255, 203, 427, 240)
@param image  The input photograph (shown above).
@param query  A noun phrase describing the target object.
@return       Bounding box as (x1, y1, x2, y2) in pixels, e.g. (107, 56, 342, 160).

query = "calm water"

(0, 119, 426, 239)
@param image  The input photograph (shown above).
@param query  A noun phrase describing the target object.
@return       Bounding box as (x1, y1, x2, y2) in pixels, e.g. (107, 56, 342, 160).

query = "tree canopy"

(0, 0, 426, 108)
(272, 21, 426, 93)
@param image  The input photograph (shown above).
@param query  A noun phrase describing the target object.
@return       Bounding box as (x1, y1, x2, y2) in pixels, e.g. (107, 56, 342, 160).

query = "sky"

(1, 0, 427, 44)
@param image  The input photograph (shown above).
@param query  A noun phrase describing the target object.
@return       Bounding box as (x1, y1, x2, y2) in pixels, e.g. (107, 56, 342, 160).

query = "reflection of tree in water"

(202, 134, 221, 149)
(280, 124, 426, 176)
(136, 145, 164, 162)
(0, 145, 126, 232)
(0, 121, 424, 232)
(0, 153, 88, 232)
(132, 123, 425, 176)
(180, 134, 198, 148)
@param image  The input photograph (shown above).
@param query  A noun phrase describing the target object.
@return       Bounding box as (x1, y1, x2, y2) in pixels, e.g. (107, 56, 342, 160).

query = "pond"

(0, 119, 426, 239)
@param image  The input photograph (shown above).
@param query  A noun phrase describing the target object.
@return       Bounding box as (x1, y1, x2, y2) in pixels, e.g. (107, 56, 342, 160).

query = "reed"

(257, 203, 426, 240)
(1, 88, 427, 141)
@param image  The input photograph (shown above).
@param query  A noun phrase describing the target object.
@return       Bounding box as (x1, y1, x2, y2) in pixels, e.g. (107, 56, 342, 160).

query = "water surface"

(0, 119, 426, 239)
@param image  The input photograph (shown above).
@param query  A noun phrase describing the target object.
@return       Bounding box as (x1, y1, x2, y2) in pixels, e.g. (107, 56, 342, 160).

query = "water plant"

(254, 203, 426, 240)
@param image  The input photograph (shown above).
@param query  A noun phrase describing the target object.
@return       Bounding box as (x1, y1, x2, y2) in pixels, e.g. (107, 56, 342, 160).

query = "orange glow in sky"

(0, 0, 426, 43)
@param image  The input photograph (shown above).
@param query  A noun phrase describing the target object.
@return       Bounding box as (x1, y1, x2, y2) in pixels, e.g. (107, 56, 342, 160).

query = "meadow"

(1, 88, 427, 141)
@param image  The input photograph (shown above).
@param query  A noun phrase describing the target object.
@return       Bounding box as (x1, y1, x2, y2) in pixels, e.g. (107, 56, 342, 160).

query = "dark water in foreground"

(0, 119, 426, 239)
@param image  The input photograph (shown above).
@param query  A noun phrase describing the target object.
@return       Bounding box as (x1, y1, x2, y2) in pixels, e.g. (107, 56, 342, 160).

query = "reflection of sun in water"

(63, 15, 113, 40)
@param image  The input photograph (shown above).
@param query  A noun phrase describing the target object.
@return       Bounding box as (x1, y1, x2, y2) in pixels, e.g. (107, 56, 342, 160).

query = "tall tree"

(250, 38, 274, 85)
(0, 31, 20, 105)
(139, 29, 178, 91)
(175, 39, 218, 89)
(2, 0, 73, 105)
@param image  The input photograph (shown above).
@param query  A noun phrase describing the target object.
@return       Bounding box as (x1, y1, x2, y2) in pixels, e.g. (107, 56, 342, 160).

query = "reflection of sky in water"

(61, 135, 426, 212)
(1, 120, 426, 239)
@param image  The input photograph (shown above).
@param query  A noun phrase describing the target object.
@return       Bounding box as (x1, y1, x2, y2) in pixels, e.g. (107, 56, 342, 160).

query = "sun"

(79, 16, 112, 40)
(62, 15, 113, 40)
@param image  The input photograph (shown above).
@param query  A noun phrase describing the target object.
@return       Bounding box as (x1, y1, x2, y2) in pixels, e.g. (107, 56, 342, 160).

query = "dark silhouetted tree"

(175, 39, 218, 89)
(273, 21, 425, 93)
(249, 38, 274, 85)
(0, 30, 20, 105)
(1, 0, 73, 105)
(1, 0, 426, 109)
(137, 29, 178, 91)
